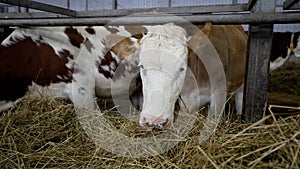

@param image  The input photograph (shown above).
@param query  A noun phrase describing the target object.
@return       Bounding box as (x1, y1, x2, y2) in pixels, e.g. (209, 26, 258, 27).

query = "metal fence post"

(242, 0, 276, 123)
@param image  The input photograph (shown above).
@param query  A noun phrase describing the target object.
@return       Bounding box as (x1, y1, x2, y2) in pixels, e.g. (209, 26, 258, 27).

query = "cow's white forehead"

(142, 23, 188, 43)
(139, 23, 188, 68)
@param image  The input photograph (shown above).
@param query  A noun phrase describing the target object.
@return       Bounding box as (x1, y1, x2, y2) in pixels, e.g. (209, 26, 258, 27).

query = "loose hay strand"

(196, 146, 220, 169)
(221, 114, 271, 147)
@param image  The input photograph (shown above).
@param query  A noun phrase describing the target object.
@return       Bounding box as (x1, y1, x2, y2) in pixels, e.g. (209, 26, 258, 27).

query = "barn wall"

(86, 0, 115, 10)
(117, 0, 169, 9)
(171, 0, 237, 7)
(69, 0, 86, 11)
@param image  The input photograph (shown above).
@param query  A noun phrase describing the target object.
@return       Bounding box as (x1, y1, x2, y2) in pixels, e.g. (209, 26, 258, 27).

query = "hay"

(0, 97, 299, 169)
(269, 62, 300, 96)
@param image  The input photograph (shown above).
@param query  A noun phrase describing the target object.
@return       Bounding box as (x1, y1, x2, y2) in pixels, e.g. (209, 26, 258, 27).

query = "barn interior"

(0, 0, 299, 168)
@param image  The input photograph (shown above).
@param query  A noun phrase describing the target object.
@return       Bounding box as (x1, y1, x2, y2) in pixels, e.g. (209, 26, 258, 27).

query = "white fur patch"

(294, 36, 300, 57)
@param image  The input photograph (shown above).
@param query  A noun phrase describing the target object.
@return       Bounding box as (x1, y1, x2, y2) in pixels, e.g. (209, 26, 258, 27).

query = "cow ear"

(105, 34, 125, 49)
(201, 22, 213, 38)
(188, 22, 212, 48)
(105, 34, 139, 60)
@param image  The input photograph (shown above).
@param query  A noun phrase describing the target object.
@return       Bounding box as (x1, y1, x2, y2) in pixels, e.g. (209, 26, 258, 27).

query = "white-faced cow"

(138, 23, 247, 130)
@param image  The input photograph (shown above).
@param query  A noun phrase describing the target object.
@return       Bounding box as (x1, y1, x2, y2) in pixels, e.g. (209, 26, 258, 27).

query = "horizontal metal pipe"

(0, 12, 299, 26)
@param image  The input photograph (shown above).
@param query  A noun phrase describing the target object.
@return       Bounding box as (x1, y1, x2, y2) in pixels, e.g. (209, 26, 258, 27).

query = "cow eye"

(140, 65, 144, 69)
(141, 67, 147, 76)
(142, 69, 147, 76)
(180, 67, 185, 72)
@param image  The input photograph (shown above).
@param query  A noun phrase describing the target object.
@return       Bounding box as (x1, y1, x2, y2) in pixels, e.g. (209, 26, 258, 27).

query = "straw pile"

(268, 62, 300, 108)
(0, 96, 299, 169)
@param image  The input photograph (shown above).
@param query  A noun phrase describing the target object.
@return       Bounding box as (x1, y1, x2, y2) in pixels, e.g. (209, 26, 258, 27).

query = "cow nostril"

(144, 119, 169, 130)
(145, 122, 162, 130)
(161, 119, 169, 129)
(145, 122, 156, 129)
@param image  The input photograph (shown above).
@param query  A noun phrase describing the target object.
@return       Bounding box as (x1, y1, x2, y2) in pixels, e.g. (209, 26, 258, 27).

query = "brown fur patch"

(105, 34, 136, 60)
(125, 26, 148, 39)
(188, 24, 247, 92)
(96, 48, 118, 79)
(105, 26, 119, 34)
(84, 38, 95, 53)
(201, 22, 213, 39)
(64, 27, 84, 48)
(85, 26, 96, 35)
(0, 37, 74, 101)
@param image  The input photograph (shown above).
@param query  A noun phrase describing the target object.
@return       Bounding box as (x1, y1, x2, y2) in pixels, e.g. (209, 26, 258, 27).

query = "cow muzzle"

(141, 118, 170, 130)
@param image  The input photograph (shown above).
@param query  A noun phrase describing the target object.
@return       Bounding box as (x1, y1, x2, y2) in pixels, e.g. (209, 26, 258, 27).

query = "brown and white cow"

(0, 26, 144, 112)
(138, 23, 247, 130)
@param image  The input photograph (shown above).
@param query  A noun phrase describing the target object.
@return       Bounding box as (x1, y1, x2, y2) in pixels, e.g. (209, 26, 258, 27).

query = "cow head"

(138, 23, 189, 130)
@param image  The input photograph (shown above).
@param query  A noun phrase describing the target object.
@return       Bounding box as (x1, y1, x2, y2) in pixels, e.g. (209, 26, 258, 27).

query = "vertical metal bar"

(242, 0, 276, 123)
(17, 5, 21, 13)
(247, 0, 258, 10)
(86, 0, 88, 11)
(67, 0, 70, 9)
(113, 0, 117, 9)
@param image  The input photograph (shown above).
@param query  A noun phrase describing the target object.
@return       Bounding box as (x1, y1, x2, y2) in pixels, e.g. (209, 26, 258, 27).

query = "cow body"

(186, 23, 247, 114)
(0, 26, 143, 111)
